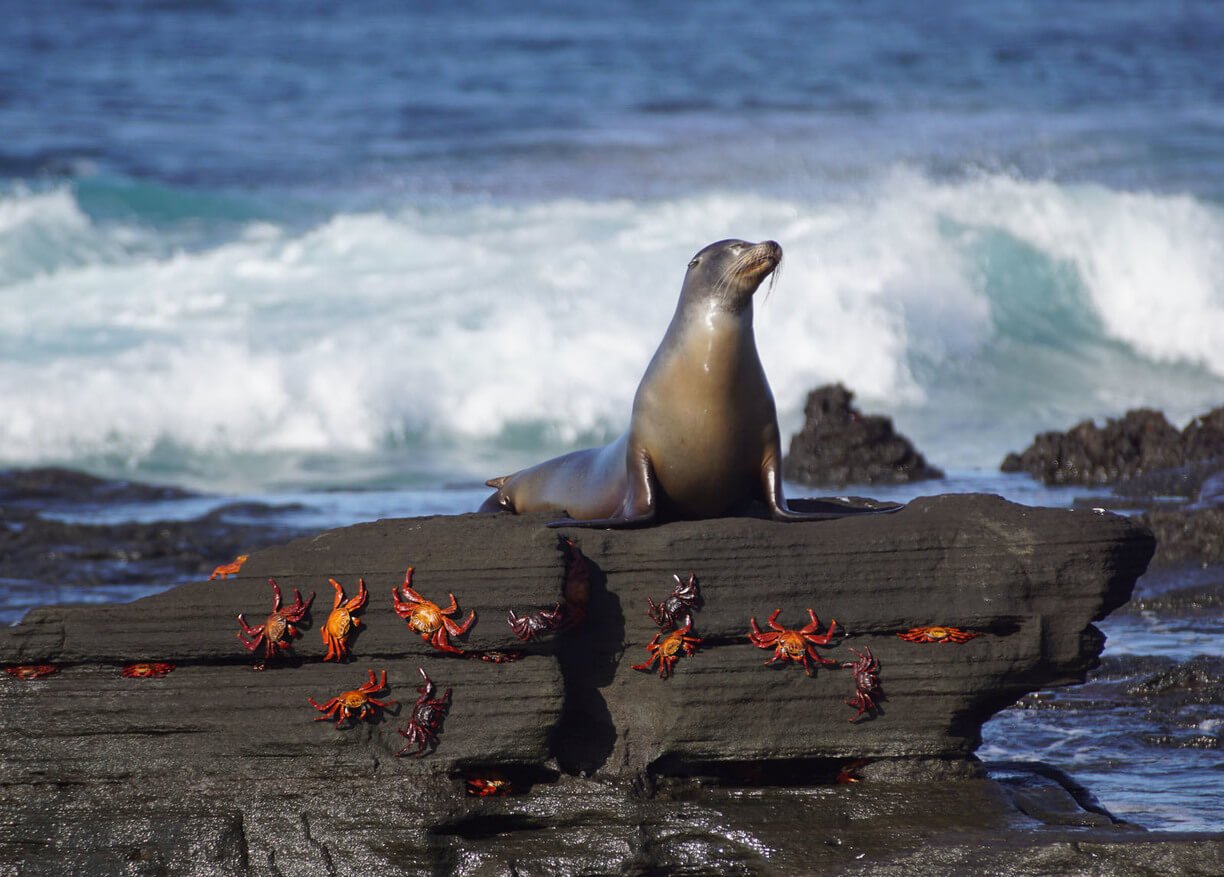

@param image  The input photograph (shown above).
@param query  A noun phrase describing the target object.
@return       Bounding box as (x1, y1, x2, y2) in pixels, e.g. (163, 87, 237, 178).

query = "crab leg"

(430, 629, 465, 655)
(235, 614, 264, 640)
(800, 610, 838, 644)
(805, 644, 839, 668)
(441, 611, 476, 637)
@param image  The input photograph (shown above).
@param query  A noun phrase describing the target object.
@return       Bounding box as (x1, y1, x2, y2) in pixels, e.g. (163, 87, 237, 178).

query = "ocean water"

(3, 0, 1224, 491)
(3, 0, 1223, 832)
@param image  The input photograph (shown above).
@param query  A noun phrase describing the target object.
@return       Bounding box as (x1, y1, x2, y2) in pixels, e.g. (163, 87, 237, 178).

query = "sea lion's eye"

(688, 258, 700, 268)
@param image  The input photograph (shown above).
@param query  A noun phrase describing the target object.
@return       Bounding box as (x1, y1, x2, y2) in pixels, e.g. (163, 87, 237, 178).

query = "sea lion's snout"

(742, 239, 782, 277)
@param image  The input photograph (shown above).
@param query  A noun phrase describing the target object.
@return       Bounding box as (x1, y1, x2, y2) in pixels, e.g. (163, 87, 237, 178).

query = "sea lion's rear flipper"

(776, 498, 905, 520)
(478, 475, 512, 514)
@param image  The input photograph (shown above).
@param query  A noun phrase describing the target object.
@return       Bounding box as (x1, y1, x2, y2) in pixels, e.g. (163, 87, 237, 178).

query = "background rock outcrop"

(783, 384, 943, 486)
(1002, 405, 1224, 486)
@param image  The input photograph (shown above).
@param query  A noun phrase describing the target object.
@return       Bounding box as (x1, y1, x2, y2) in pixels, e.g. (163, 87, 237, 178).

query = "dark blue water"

(5, 1, 1223, 197)
(3, 0, 1223, 833)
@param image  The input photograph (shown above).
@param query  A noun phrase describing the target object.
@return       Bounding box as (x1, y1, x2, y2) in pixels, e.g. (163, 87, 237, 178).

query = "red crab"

(322, 576, 368, 661)
(121, 662, 175, 679)
(646, 573, 701, 630)
(835, 758, 873, 784)
(396, 667, 451, 757)
(209, 554, 249, 580)
(632, 618, 702, 679)
(467, 777, 512, 797)
(391, 566, 475, 655)
(897, 625, 979, 644)
(843, 646, 883, 721)
(4, 664, 57, 680)
(507, 603, 567, 641)
(307, 668, 396, 728)
(236, 579, 315, 666)
(748, 608, 839, 676)
(469, 650, 527, 664)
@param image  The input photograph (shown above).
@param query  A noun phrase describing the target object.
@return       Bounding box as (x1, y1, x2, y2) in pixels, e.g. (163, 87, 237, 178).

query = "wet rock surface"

(1001, 405, 1224, 486)
(6, 495, 1214, 875)
(782, 384, 944, 486)
(1139, 506, 1224, 568)
(0, 468, 307, 624)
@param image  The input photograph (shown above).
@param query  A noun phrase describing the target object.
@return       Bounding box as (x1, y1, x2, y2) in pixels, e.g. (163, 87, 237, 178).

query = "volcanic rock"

(783, 384, 943, 486)
(1002, 405, 1224, 486)
(1, 495, 1197, 875)
(1140, 506, 1224, 569)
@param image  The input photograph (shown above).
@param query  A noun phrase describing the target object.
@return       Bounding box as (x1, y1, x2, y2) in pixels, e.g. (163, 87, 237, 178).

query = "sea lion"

(479, 239, 900, 528)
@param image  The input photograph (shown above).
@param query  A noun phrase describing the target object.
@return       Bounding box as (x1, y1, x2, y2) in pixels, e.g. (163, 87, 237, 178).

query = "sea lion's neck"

(673, 284, 755, 330)
(675, 277, 749, 318)
(655, 295, 759, 379)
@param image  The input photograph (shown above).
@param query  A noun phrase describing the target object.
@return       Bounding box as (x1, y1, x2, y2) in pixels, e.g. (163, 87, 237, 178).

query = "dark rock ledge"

(2, 495, 1219, 875)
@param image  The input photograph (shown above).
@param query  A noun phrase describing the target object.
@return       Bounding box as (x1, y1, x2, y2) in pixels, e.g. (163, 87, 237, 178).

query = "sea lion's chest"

(633, 322, 772, 512)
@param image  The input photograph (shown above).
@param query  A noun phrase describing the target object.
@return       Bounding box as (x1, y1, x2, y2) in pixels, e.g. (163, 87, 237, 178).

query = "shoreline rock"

(783, 384, 943, 486)
(0, 496, 1182, 874)
(0, 467, 310, 624)
(1001, 406, 1224, 486)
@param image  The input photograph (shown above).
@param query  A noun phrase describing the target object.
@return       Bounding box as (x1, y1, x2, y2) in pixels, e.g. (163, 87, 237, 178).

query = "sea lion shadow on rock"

(478, 239, 903, 529)
(549, 555, 623, 775)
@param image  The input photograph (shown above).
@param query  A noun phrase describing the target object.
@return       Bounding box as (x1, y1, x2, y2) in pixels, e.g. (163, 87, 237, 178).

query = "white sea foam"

(2, 173, 1222, 486)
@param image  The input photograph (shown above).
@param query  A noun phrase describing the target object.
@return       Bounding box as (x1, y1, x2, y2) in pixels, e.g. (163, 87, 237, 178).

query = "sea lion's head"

(681, 239, 782, 312)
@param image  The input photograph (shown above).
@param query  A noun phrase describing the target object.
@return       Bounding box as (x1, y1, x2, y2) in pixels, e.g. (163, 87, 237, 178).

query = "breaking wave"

(2, 171, 1222, 488)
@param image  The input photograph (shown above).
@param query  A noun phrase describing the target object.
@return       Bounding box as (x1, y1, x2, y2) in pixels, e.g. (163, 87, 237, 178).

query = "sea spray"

(2, 173, 1222, 486)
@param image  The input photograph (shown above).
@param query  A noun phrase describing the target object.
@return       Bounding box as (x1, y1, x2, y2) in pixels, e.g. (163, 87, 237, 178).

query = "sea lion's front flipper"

(773, 498, 905, 520)
(761, 451, 903, 522)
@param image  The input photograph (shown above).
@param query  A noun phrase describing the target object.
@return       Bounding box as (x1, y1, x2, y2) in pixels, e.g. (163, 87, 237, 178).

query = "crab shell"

(632, 623, 701, 679)
(121, 662, 175, 679)
(896, 625, 979, 644)
(322, 577, 368, 661)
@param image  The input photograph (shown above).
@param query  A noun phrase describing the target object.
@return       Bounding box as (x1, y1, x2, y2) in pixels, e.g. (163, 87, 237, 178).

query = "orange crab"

(748, 608, 839, 676)
(236, 579, 315, 666)
(4, 664, 57, 680)
(632, 618, 702, 679)
(322, 576, 368, 661)
(897, 625, 979, 644)
(835, 758, 873, 784)
(308, 668, 396, 728)
(391, 566, 475, 655)
(209, 554, 249, 580)
(121, 662, 175, 679)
